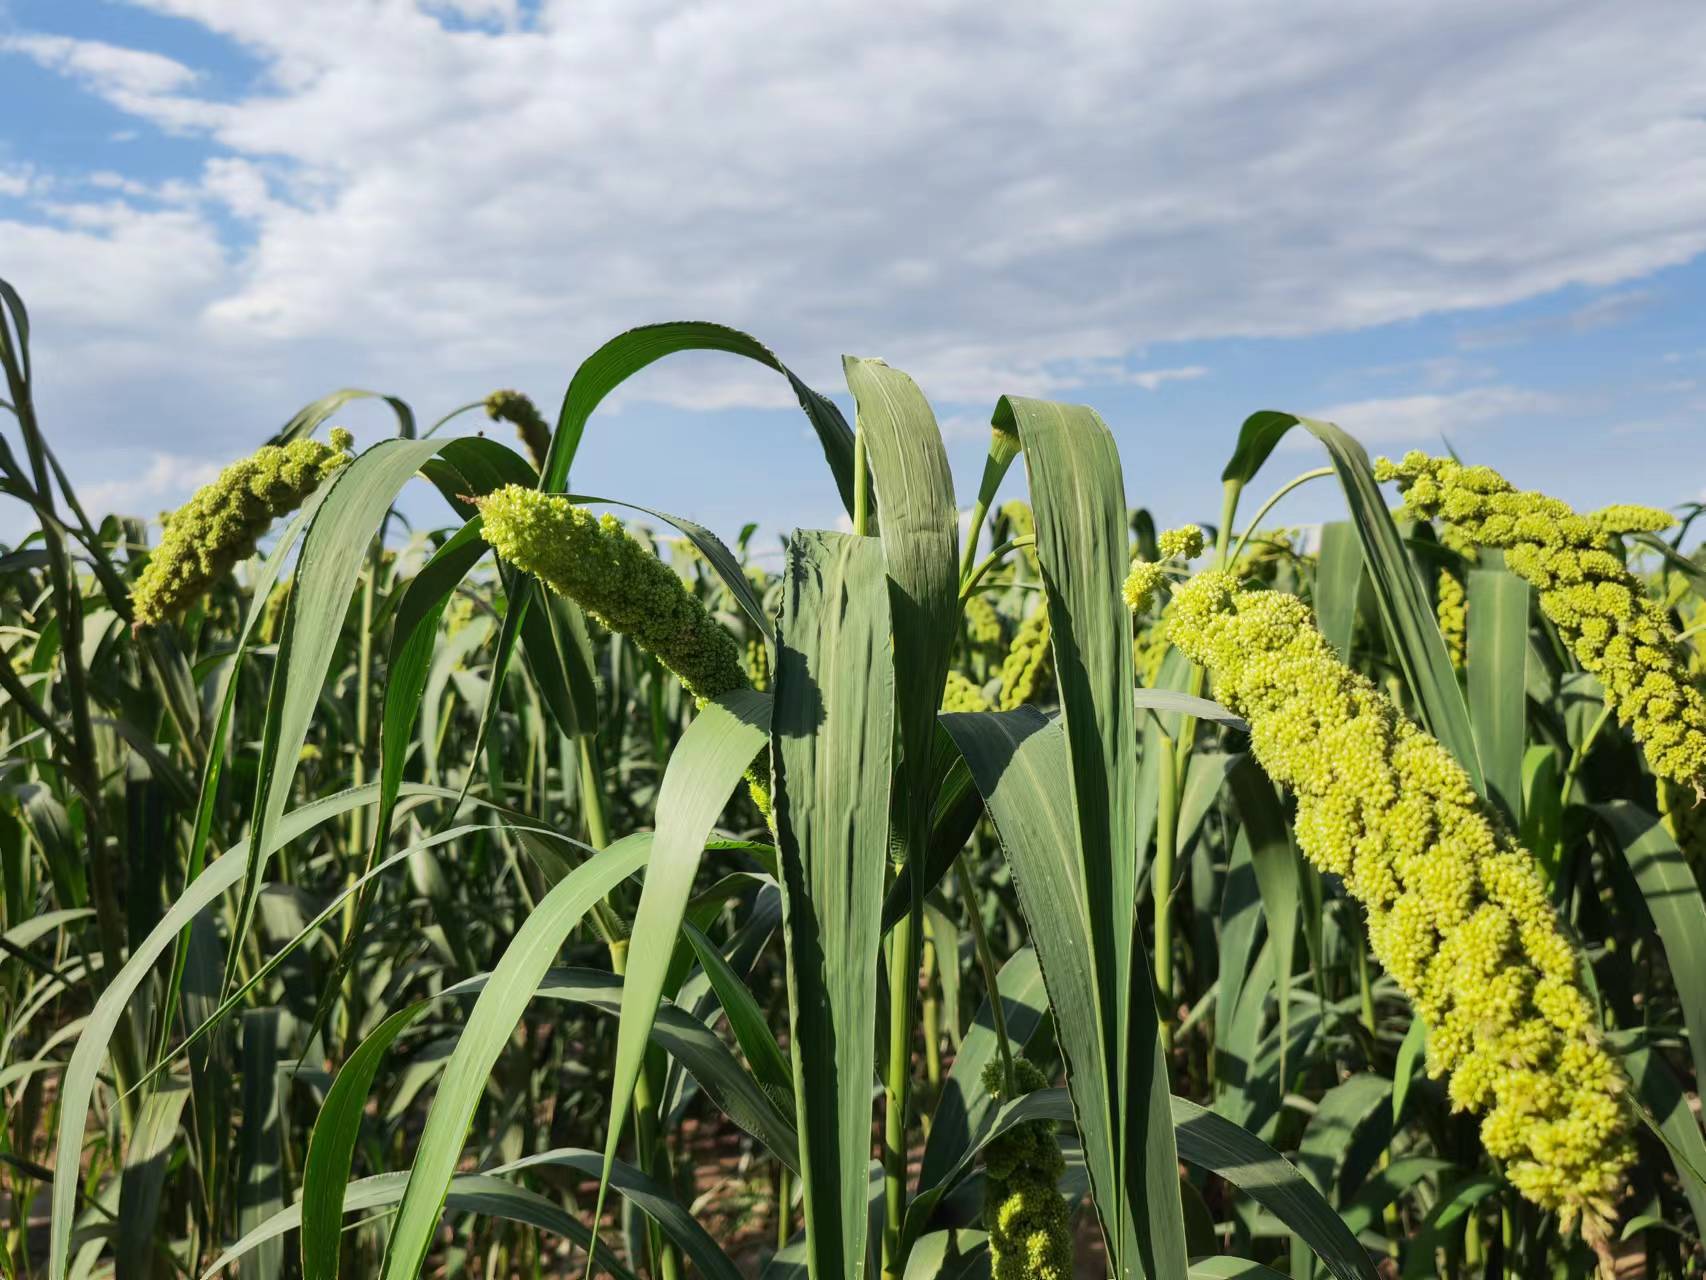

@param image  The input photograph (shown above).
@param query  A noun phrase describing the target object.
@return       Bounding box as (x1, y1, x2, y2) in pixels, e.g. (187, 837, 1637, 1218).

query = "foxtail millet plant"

(1166, 569, 1634, 1238)
(130, 428, 355, 627)
(1377, 451, 1706, 797)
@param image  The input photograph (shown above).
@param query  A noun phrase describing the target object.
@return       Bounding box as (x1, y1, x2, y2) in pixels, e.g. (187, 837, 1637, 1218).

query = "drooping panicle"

(1168, 569, 1633, 1237)
(474, 484, 746, 702)
(484, 390, 552, 471)
(130, 429, 355, 628)
(1377, 452, 1706, 795)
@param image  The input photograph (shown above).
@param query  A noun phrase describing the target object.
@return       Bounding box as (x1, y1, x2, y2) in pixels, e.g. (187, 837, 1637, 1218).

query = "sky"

(3, 0, 1706, 555)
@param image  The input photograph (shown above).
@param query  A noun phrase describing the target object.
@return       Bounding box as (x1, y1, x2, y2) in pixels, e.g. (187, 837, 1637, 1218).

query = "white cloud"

(1308, 386, 1565, 447)
(77, 452, 223, 518)
(0, 34, 223, 130)
(2, 0, 1706, 474)
(1124, 365, 1209, 391)
(1456, 289, 1659, 349)
(0, 165, 38, 198)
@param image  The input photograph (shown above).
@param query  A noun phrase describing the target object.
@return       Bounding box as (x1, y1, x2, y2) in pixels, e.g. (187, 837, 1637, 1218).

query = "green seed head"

(942, 670, 992, 714)
(1168, 569, 1633, 1238)
(475, 485, 747, 702)
(1378, 452, 1706, 796)
(1121, 559, 1166, 615)
(964, 592, 1004, 651)
(130, 431, 355, 628)
(998, 606, 1052, 710)
(1157, 523, 1205, 561)
(1436, 565, 1467, 671)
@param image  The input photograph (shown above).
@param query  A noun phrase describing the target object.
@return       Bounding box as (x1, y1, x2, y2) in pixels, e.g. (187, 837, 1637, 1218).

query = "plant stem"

(921, 934, 942, 1111)
(578, 735, 610, 851)
(959, 536, 1035, 602)
(881, 900, 920, 1280)
(1228, 467, 1333, 567)
(1558, 700, 1614, 815)
(1154, 733, 1180, 1052)
(954, 854, 1014, 1091)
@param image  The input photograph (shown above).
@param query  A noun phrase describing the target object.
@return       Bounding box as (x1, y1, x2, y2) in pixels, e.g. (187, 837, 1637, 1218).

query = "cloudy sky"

(3, 0, 1706, 548)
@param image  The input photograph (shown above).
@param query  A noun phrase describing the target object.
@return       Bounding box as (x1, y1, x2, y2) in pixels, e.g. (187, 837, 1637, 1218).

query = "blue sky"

(4, 0, 1706, 554)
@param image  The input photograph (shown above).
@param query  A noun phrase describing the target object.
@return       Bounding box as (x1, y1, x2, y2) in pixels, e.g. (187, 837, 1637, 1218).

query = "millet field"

(3, 274, 1706, 1280)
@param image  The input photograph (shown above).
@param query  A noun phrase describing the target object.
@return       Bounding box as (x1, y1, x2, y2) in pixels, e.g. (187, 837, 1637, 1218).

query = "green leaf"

(226, 437, 450, 991)
(1467, 556, 1529, 825)
(1314, 521, 1364, 662)
(1591, 802, 1706, 1093)
(1170, 1097, 1379, 1280)
(771, 530, 895, 1280)
(378, 833, 653, 1280)
(49, 785, 398, 1280)
(1189, 1261, 1291, 1280)
(1295, 1074, 1391, 1204)
(227, 1161, 700, 1280)
(1618, 1032, 1706, 1229)
(941, 709, 1185, 1278)
(540, 322, 860, 520)
(599, 688, 773, 1228)
(682, 919, 793, 1104)
(1391, 1017, 1428, 1129)
(919, 947, 1049, 1190)
(1339, 1157, 1453, 1235)
(1227, 757, 1298, 1090)
(268, 388, 414, 446)
(843, 356, 959, 861)
(115, 1081, 190, 1280)
(237, 1011, 285, 1280)
(992, 393, 1187, 1279)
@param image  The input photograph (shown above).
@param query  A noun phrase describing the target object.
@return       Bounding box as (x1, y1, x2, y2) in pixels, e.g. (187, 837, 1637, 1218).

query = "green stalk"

(959, 536, 1035, 602)
(1154, 733, 1180, 1052)
(881, 902, 920, 1280)
(1227, 467, 1333, 568)
(921, 934, 943, 1109)
(954, 854, 1014, 1092)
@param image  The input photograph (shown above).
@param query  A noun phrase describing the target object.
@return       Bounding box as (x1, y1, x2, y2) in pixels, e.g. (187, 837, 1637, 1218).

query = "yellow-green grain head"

(1168, 569, 1633, 1238)
(998, 607, 1052, 710)
(130, 429, 355, 628)
(1377, 452, 1706, 797)
(474, 485, 747, 702)
(942, 670, 992, 713)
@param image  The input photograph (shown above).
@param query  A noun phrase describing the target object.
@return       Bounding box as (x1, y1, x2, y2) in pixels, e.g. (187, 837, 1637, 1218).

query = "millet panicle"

(475, 485, 747, 702)
(997, 607, 1052, 710)
(130, 429, 355, 628)
(1166, 570, 1633, 1237)
(1377, 452, 1706, 797)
